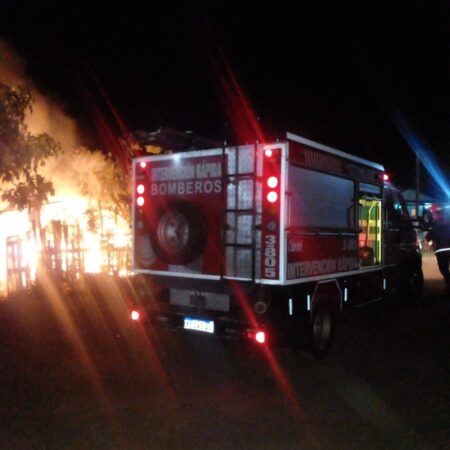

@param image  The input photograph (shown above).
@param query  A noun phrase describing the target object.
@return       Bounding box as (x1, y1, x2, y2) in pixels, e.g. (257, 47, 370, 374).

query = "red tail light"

(261, 145, 282, 280)
(266, 191, 278, 203)
(380, 172, 390, 182)
(139, 162, 147, 169)
(248, 329, 267, 344)
(255, 331, 266, 344)
(263, 148, 281, 205)
(267, 176, 278, 188)
(136, 196, 145, 207)
(137, 184, 145, 194)
(130, 310, 141, 321)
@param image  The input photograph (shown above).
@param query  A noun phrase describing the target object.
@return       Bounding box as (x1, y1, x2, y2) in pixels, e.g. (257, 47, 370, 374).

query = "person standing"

(425, 204, 450, 293)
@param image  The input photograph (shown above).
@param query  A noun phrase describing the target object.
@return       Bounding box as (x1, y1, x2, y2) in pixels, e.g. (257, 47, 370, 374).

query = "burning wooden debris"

(0, 61, 131, 297)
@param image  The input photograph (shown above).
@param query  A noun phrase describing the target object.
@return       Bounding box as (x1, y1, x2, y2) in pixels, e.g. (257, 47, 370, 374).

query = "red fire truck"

(131, 132, 423, 356)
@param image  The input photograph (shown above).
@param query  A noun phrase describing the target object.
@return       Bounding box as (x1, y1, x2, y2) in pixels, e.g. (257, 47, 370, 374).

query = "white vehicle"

(131, 132, 423, 356)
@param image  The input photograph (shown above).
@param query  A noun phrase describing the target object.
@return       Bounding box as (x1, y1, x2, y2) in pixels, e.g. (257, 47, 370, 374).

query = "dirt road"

(0, 253, 448, 449)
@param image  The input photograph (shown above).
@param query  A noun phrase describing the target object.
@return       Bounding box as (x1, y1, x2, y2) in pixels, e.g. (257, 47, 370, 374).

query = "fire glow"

(0, 197, 131, 297)
(0, 145, 132, 298)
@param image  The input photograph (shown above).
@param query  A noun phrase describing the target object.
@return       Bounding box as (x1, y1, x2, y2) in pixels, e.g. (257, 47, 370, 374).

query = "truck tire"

(150, 200, 207, 265)
(402, 267, 424, 303)
(311, 301, 335, 358)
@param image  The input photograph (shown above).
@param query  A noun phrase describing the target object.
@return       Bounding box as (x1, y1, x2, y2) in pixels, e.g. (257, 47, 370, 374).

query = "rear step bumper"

(136, 308, 268, 343)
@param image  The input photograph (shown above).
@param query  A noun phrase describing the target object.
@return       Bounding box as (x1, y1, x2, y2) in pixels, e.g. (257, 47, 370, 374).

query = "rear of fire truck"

(131, 132, 423, 355)
(132, 143, 276, 344)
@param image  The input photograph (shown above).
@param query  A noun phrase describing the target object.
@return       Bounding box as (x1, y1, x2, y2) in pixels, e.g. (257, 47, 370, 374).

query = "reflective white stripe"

(344, 287, 348, 302)
(141, 270, 221, 280)
(307, 294, 311, 311)
(383, 278, 387, 290)
(435, 248, 450, 254)
(288, 298, 293, 316)
(283, 265, 386, 285)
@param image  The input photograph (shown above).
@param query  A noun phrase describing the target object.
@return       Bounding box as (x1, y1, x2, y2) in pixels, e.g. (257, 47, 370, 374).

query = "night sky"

(0, 1, 449, 196)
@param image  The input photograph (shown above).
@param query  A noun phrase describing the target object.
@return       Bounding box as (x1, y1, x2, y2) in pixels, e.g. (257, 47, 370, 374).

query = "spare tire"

(150, 200, 207, 265)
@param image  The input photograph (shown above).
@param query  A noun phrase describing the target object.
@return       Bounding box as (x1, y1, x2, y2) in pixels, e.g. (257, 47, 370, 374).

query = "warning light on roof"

(382, 173, 389, 182)
(139, 162, 147, 169)
(264, 149, 273, 158)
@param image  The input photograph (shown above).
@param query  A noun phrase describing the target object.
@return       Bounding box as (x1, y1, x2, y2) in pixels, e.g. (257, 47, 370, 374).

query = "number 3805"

(264, 234, 277, 278)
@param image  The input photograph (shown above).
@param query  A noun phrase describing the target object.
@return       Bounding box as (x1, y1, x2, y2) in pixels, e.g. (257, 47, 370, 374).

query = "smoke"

(0, 41, 131, 291)
(0, 39, 128, 215)
(0, 39, 80, 150)
(41, 148, 120, 207)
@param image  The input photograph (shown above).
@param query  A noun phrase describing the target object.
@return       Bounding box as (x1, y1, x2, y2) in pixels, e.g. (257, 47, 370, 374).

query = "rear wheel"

(311, 302, 335, 358)
(400, 267, 424, 303)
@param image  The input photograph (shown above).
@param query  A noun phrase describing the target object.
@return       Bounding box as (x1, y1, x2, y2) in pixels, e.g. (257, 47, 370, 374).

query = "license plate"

(183, 317, 214, 334)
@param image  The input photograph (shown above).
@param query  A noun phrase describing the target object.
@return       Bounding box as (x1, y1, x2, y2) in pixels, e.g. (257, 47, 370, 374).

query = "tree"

(0, 82, 61, 247)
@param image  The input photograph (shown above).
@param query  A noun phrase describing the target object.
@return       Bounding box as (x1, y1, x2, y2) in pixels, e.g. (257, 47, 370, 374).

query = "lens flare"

(393, 112, 450, 200)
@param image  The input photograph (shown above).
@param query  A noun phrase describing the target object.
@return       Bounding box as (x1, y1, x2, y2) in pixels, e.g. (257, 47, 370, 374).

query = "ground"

(0, 252, 448, 449)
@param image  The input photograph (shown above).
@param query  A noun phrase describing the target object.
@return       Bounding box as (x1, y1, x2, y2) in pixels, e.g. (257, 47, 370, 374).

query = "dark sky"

(1, 1, 449, 195)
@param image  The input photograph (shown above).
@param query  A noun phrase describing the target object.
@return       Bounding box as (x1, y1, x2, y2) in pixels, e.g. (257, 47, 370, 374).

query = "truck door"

(384, 187, 417, 266)
(358, 183, 383, 267)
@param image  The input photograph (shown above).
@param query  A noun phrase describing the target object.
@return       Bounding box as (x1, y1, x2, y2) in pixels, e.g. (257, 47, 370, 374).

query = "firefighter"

(425, 204, 450, 293)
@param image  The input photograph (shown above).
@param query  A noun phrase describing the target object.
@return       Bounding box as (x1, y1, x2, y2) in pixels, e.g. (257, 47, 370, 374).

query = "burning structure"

(0, 40, 131, 298)
(0, 148, 131, 298)
(0, 41, 219, 298)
